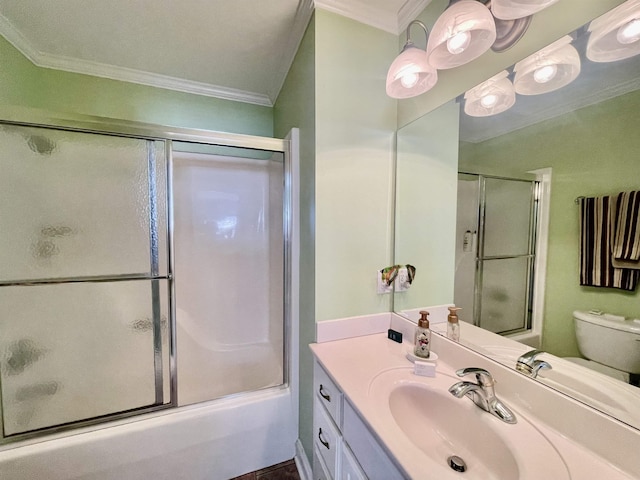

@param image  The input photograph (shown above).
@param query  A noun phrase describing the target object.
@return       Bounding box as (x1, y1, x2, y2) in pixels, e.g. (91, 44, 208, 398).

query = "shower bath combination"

(0, 117, 298, 479)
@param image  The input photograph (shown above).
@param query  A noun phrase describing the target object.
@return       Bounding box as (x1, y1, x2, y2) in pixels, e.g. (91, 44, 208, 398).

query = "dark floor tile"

(229, 472, 257, 480)
(256, 460, 300, 480)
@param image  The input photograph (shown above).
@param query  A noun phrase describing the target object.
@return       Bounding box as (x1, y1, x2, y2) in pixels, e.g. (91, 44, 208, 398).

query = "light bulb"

(480, 94, 498, 108)
(447, 31, 471, 55)
(617, 18, 640, 45)
(395, 65, 420, 88)
(533, 64, 557, 84)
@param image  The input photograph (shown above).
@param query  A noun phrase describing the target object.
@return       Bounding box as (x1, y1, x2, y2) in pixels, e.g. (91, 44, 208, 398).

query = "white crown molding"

(463, 76, 640, 143)
(269, 0, 315, 103)
(314, 0, 398, 34)
(398, 0, 434, 33)
(0, 11, 272, 107)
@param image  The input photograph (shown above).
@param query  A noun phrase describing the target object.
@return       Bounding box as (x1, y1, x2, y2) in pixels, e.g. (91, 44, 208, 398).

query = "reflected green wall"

(395, 101, 459, 313)
(459, 90, 640, 357)
(0, 36, 272, 136)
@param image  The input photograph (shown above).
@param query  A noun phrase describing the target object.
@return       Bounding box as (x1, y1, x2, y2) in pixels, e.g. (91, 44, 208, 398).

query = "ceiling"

(0, 0, 430, 106)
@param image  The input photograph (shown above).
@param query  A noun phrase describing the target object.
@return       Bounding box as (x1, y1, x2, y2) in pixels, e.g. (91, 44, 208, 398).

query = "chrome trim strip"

(0, 274, 170, 287)
(166, 140, 178, 407)
(148, 140, 164, 405)
(0, 109, 285, 153)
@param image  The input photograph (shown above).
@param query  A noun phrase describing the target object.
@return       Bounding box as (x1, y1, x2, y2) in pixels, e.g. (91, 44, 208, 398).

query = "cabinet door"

(342, 400, 405, 480)
(313, 446, 333, 480)
(341, 444, 367, 480)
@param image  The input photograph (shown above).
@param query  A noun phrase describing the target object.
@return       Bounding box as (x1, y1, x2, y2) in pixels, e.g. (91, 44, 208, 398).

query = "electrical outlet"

(376, 270, 393, 294)
(395, 266, 411, 292)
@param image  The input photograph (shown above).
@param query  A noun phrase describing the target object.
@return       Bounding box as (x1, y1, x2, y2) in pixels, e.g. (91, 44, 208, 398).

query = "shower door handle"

(319, 384, 331, 402)
(318, 428, 330, 450)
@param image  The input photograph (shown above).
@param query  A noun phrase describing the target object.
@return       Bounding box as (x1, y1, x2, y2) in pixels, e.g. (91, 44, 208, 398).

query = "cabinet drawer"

(314, 361, 343, 427)
(314, 397, 341, 479)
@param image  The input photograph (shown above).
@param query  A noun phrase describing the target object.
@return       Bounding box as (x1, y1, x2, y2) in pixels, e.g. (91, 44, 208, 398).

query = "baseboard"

(294, 439, 312, 480)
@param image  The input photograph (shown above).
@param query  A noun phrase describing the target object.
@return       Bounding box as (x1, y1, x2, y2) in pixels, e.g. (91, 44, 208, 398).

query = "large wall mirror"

(394, 0, 640, 432)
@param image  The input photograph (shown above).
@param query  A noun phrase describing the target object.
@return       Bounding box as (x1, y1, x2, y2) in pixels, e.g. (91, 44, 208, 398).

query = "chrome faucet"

(516, 349, 552, 378)
(448, 367, 517, 424)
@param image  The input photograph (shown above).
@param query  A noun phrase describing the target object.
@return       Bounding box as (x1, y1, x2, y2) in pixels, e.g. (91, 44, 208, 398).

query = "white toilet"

(566, 310, 640, 383)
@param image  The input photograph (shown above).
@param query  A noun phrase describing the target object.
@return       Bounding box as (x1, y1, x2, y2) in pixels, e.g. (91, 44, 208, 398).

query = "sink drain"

(448, 455, 467, 473)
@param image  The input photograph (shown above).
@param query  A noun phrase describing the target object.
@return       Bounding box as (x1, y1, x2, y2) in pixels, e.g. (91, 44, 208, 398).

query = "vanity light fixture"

(490, 0, 561, 21)
(426, 0, 496, 69)
(464, 70, 516, 116)
(513, 35, 581, 95)
(386, 20, 438, 99)
(586, 0, 640, 62)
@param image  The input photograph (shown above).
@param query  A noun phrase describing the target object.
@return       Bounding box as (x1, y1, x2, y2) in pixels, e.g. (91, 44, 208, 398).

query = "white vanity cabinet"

(312, 361, 403, 480)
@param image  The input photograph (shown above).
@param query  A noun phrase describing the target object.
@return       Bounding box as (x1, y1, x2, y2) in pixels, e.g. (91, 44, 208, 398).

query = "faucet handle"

(517, 349, 544, 366)
(455, 367, 495, 387)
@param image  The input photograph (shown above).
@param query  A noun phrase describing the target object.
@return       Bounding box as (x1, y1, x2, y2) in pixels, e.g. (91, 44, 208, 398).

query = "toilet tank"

(573, 311, 640, 374)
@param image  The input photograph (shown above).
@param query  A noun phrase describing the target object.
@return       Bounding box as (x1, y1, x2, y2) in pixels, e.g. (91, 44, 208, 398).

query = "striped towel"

(579, 195, 638, 291)
(612, 191, 640, 269)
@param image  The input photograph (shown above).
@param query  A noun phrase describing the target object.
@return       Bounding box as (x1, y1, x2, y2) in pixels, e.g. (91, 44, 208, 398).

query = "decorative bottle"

(414, 310, 431, 359)
(447, 306, 462, 342)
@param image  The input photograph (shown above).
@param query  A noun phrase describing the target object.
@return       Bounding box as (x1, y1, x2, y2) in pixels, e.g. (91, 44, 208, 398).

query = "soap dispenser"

(447, 306, 462, 342)
(414, 310, 431, 359)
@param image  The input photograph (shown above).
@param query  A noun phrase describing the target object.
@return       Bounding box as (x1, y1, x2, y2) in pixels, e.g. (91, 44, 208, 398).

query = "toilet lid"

(573, 310, 640, 334)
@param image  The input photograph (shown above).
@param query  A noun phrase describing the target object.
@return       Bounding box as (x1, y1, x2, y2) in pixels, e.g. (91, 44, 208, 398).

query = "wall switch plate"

(376, 271, 393, 294)
(394, 266, 411, 292)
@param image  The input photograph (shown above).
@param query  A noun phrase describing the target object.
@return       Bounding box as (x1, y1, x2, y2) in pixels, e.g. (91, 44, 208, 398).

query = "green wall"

(0, 35, 272, 136)
(314, 9, 397, 321)
(273, 15, 316, 463)
(459, 90, 640, 357)
(394, 101, 459, 313)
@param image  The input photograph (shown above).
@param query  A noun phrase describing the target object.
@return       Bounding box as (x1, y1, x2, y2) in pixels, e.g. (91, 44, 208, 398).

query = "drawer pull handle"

(319, 384, 331, 402)
(318, 427, 330, 450)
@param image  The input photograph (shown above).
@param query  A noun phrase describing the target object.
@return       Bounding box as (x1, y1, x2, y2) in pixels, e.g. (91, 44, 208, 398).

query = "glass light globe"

(426, 0, 496, 69)
(464, 70, 516, 117)
(587, 0, 640, 62)
(386, 45, 438, 99)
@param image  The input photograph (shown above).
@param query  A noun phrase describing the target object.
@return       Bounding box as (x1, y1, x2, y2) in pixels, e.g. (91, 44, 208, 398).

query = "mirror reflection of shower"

(454, 173, 539, 338)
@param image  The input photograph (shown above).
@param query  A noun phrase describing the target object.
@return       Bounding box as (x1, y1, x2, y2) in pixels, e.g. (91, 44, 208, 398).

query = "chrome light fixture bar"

(386, 20, 438, 99)
(387, 0, 561, 99)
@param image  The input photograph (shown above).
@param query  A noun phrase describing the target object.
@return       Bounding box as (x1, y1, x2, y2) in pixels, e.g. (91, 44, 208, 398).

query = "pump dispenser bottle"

(414, 310, 432, 358)
(447, 306, 461, 342)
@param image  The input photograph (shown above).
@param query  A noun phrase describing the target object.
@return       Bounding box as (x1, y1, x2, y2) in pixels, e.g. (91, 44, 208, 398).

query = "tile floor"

(230, 459, 300, 480)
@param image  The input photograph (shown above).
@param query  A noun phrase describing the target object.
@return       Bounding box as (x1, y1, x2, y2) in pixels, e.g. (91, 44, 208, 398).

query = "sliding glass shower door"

(172, 144, 285, 405)
(455, 173, 539, 334)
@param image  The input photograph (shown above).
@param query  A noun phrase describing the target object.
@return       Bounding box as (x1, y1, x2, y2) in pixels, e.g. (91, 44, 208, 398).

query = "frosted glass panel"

(480, 257, 530, 334)
(0, 280, 169, 436)
(173, 148, 284, 406)
(483, 178, 533, 257)
(0, 124, 167, 281)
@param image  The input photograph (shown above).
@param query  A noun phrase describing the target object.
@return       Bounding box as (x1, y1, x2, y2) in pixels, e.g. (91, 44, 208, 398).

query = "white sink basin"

(368, 369, 570, 479)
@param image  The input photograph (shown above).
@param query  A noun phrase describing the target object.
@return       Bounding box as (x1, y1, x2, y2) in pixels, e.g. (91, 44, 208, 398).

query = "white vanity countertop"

(310, 333, 639, 480)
